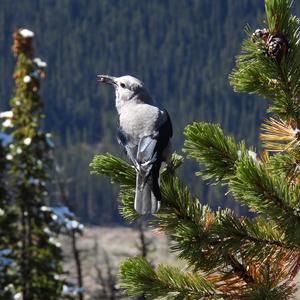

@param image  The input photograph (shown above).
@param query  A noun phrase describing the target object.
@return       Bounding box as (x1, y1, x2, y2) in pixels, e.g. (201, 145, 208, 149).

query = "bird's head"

(98, 75, 153, 111)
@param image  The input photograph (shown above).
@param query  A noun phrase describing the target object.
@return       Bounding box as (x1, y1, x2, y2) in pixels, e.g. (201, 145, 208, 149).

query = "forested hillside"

(1, 0, 298, 224)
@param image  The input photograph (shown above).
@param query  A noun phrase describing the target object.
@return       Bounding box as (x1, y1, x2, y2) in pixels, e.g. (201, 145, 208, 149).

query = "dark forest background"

(1, 0, 299, 224)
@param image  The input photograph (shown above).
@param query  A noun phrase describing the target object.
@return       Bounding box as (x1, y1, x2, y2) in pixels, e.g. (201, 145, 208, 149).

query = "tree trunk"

(71, 230, 84, 300)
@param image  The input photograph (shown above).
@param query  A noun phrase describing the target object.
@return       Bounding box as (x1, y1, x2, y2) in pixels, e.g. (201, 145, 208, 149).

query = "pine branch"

(183, 121, 300, 247)
(260, 117, 300, 152)
(90, 153, 183, 222)
(241, 251, 297, 300)
(266, 147, 300, 182)
(90, 153, 296, 284)
(90, 153, 136, 187)
(183, 122, 246, 184)
(215, 214, 294, 256)
(230, 0, 300, 121)
(120, 253, 297, 300)
(229, 155, 300, 246)
(260, 124, 300, 185)
(265, 0, 291, 32)
(120, 257, 217, 299)
(91, 154, 299, 297)
(164, 195, 295, 277)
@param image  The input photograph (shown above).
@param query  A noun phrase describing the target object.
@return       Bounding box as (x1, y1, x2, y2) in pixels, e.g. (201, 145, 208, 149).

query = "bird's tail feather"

(134, 172, 161, 215)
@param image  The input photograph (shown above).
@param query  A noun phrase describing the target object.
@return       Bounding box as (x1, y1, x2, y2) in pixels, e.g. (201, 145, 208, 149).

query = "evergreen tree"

(0, 127, 17, 299)
(90, 0, 300, 298)
(8, 28, 63, 299)
(53, 165, 85, 300)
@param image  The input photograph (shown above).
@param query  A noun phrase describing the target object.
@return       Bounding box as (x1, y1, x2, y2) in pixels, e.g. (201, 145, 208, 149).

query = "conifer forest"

(2, 0, 300, 299)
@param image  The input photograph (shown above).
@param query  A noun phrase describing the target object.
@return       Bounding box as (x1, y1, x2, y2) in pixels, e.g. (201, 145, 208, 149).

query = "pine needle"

(260, 117, 300, 151)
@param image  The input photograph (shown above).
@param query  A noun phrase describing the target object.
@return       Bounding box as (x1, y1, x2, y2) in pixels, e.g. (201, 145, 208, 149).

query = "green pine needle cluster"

(230, 156, 300, 241)
(120, 257, 216, 299)
(91, 151, 298, 298)
(230, 0, 300, 121)
(183, 122, 246, 183)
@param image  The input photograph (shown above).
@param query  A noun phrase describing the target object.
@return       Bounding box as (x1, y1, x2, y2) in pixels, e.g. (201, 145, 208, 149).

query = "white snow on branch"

(19, 28, 34, 38)
(237, 150, 260, 164)
(2, 119, 13, 128)
(48, 237, 61, 248)
(237, 150, 242, 160)
(41, 206, 84, 233)
(23, 137, 32, 145)
(247, 150, 258, 163)
(40, 206, 52, 212)
(3, 283, 15, 294)
(0, 111, 13, 118)
(13, 292, 22, 300)
(52, 206, 75, 221)
(54, 273, 62, 281)
(46, 133, 54, 148)
(23, 75, 31, 83)
(62, 284, 84, 296)
(6, 154, 13, 160)
(43, 227, 51, 235)
(66, 220, 84, 231)
(33, 57, 47, 68)
(28, 176, 40, 185)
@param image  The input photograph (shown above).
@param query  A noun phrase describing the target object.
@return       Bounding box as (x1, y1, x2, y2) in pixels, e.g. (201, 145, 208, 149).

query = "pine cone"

(266, 34, 288, 61)
(252, 28, 288, 61)
(252, 28, 269, 42)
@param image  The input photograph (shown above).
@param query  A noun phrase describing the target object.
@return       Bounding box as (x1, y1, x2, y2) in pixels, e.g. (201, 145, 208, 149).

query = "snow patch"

(33, 57, 47, 68)
(43, 206, 83, 233)
(66, 220, 84, 231)
(248, 150, 258, 162)
(23, 75, 31, 83)
(237, 150, 260, 164)
(49, 237, 61, 248)
(19, 28, 34, 38)
(0, 111, 13, 118)
(23, 137, 32, 145)
(2, 119, 13, 128)
(6, 154, 13, 160)
(40, 206, 52, 212)
(62, 284, 84, 296)
(46, 133, 54, 148)
(28, 177, 40, 185)
(13, 292, 22, 300)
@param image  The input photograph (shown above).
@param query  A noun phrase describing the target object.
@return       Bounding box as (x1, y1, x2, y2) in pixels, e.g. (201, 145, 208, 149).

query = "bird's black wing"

(136, 109, 173, 203)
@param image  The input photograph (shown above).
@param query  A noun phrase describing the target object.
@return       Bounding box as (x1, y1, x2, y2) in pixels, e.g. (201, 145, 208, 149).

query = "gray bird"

(98, 75, 173, 215)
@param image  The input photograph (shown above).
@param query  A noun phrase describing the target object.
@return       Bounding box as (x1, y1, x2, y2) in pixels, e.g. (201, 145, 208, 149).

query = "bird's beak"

(97, 75, 116, 85)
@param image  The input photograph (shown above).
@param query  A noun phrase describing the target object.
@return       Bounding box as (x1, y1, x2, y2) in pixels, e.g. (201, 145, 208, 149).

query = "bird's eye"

(120, 83, 126, 88)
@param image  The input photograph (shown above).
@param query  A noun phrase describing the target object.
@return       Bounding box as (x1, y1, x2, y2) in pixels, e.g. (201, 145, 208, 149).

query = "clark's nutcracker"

(98, 75, 173, 215)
